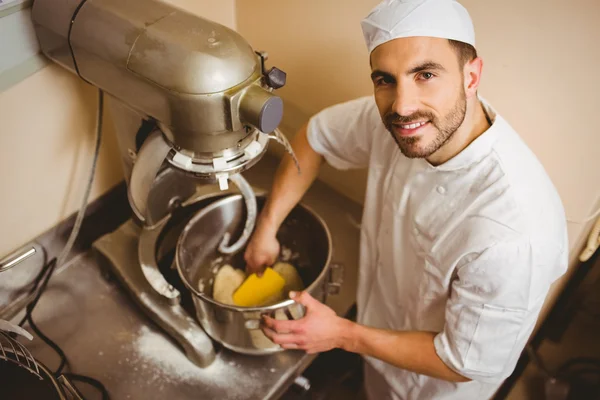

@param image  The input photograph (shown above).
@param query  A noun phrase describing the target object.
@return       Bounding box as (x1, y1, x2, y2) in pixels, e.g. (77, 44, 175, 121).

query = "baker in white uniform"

(245, 0, 569, 398)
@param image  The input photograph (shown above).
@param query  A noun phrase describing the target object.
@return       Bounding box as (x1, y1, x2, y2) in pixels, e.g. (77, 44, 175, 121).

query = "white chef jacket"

(306, 96, 568, 400)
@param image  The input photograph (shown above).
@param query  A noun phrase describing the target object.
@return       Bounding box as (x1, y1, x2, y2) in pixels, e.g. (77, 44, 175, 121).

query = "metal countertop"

(14, 155, 363, 400)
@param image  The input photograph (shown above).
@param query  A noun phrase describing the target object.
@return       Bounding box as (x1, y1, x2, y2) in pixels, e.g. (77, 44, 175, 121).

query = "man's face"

(370, 37, 467, 159)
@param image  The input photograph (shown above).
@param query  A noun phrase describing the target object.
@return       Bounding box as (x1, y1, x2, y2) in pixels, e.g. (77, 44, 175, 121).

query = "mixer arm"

(128, 129, 172, 224)
(128, 129, 182, 300)
(218, 173, 257, 255)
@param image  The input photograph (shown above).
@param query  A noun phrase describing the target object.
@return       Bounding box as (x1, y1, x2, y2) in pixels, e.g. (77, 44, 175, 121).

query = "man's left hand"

(261, 291, 348, 354)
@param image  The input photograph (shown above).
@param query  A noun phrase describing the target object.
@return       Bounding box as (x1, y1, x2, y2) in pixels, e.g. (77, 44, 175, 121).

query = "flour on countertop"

(131, 325, 270, 397)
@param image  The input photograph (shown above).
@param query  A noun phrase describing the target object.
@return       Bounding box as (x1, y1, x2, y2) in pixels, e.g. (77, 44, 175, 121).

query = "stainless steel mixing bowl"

(176, 194, 342, 355)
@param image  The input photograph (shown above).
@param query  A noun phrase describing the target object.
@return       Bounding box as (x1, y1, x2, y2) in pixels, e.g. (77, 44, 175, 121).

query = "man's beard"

(384, 90, 467, 159)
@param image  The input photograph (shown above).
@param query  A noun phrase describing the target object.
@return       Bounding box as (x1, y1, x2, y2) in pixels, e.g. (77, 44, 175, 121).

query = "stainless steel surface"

(134, 187, 262, 364)
(137, 185, 241, 302)
(218, 174, 257, 254)
(137, 219, 182, 305)
(31, 0, 286, 158)
(326, 263, 344, 295)
(0, 242, 46, 318)
(106, 98, 208, 225)
(104, 98, 145, 187)
(0, 246, 36, 273)
(17, 248, 345, 400)
(128, 130, 172, 225)
(177, 194, 335, 355)
(144, 166, 199, 231)
(94, 221, 216, 368)
(11, 155, 362, 400)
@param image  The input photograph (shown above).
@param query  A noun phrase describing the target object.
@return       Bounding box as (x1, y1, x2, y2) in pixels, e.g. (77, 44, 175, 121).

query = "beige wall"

(237, 0, 378, 205)
(236, 0, 600, 262)
(465, 0, 600, 259)
(0, 64, 123, 258)
(0, 0, 236, 258)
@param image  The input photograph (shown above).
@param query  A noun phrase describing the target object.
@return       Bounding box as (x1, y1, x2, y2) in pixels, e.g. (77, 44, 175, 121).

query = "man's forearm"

(260, 123, 323, 231)
(339, 320, 470, 383)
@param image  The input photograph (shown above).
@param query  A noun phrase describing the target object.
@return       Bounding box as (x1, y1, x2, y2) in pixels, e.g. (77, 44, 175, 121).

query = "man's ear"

(464, 57, 483, 98)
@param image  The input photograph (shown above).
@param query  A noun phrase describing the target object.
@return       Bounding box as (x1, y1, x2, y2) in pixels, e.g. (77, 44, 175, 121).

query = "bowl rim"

(175, 193, 333, 312)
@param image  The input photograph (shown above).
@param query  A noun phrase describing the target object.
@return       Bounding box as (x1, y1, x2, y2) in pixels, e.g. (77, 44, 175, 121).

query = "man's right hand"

(244, 218, 280, 276)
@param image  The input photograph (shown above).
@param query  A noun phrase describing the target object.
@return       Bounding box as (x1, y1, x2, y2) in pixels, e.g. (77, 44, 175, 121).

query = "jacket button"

(437, 186, 446, 194)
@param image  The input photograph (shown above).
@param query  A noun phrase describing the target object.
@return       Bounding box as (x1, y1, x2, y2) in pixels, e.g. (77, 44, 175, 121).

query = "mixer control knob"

(239, 85, 284, 133)
(265, 67, 286, 89)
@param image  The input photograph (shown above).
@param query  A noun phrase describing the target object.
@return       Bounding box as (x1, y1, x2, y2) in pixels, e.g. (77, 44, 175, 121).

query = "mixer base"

(93, 220, 217, 368)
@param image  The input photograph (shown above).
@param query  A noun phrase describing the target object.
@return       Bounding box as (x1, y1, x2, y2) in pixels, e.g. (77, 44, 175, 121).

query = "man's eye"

(420, 72, 434, 80)
(375, 77, 394, 86)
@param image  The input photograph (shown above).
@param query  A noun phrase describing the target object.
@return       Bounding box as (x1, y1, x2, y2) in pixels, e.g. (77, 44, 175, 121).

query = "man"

(245, 0, 568, 398)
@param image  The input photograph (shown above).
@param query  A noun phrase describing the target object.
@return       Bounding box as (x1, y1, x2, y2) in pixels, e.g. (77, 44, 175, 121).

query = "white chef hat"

(361, 0, 476, 54)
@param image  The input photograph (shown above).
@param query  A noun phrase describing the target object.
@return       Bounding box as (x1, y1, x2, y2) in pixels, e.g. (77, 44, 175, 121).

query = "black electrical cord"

(20, 258, 68, 375)
(64, 373, 110, 400)
(27, 307, 68, 376)
(17, 256, 110, 399)
(12, 88, 110, 398)
(17, 257, 56, 328)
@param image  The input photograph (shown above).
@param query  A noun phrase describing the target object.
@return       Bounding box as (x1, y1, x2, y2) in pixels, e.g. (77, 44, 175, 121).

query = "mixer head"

(32, 0, 287, 181)
(32, 0, 294, 223)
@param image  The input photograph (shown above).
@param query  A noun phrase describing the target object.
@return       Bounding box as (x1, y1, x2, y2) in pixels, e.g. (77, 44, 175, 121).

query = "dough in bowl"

(211, 264, 246, 305)
(211, 262, 306, 306)
(273, 262, 305, 294)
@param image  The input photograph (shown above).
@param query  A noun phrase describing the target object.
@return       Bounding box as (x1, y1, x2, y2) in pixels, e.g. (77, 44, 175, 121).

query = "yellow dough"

(211, 264, 246, 305)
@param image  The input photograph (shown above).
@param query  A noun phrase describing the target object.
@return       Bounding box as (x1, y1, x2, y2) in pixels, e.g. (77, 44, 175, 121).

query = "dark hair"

(448, 39, 478, 67)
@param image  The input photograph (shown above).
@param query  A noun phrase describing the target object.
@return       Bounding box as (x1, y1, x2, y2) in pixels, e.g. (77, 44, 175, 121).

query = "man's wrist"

(256, 211, 279, 237)
(335, 317, 361, 353)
